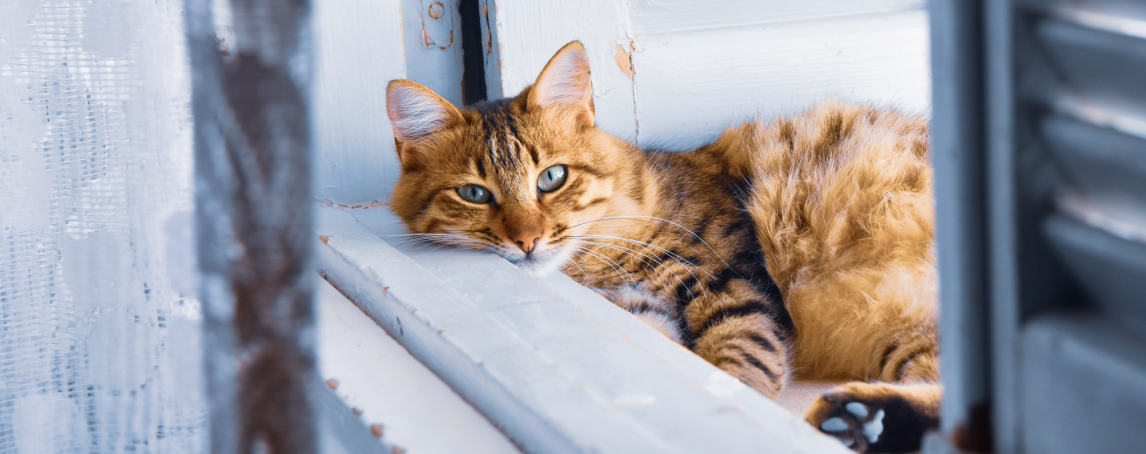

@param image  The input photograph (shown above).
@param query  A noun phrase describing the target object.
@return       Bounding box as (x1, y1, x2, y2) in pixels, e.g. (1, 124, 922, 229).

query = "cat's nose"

(514, 233, 541, 254)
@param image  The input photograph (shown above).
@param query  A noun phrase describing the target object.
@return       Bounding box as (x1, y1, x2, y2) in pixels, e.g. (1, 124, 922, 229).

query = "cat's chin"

(505, 244, 577, 278)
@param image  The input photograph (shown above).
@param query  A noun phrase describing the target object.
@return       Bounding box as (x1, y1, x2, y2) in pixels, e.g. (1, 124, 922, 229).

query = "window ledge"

(315, 205, 849, 453)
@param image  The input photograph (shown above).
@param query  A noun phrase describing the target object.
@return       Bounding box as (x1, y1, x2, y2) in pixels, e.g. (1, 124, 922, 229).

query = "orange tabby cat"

(386, 42, 939, 453)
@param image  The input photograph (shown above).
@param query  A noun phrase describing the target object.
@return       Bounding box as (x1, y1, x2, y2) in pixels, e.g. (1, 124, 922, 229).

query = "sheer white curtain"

(0, 0, 205, 452)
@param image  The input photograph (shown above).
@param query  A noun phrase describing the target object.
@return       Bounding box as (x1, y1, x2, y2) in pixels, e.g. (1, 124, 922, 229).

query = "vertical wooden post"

(186, 0, 317, 452)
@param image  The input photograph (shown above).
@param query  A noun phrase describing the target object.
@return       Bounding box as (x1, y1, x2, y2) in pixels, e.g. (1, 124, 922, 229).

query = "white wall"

(488, 0, 930, 150)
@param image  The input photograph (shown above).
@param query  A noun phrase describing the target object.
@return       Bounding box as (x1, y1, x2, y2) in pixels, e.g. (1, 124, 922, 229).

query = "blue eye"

(537, 165, 567, 192)
(457, 184, 491, 204)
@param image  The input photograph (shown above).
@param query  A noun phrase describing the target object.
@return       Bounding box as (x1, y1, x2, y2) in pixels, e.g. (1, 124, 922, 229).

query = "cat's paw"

(805, 383, 939, 453)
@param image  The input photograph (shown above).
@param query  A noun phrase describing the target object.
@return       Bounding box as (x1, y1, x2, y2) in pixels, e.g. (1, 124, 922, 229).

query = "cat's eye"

(537, 165, 567, 193)
(457, 184, 491, 204)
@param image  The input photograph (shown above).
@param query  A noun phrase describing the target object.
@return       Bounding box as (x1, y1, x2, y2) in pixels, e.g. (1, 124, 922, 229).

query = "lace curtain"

(0, 0, 206, 452)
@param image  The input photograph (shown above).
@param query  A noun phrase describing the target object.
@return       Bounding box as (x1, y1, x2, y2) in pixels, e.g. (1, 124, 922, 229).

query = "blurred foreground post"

(186, 0, 317, 452)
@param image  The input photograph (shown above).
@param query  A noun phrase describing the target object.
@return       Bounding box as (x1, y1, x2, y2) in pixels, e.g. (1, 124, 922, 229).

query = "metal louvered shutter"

(932, 1, 1146, 453)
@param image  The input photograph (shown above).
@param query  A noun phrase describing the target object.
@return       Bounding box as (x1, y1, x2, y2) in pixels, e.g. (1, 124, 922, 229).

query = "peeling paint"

(614, 43, 634, 79)
(370, 424, 384, 438)
(483, 3, 493, 56)
(319, 235, 330, 244)
(320, 199, 388, 210)
(326, 379, 339, 390)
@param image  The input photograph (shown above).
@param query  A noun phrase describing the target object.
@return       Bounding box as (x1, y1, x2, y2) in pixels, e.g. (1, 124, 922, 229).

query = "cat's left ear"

(527, 41, 594, 128)
(386, 80, 464, 167)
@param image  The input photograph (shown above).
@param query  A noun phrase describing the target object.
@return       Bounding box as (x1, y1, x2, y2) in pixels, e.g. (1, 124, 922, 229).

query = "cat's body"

(386, 42, 939, 453)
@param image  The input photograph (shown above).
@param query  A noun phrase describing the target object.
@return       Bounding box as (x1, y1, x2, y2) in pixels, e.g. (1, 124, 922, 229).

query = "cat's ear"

(386, 80, 463, 166)
(527, 41, 594, 128)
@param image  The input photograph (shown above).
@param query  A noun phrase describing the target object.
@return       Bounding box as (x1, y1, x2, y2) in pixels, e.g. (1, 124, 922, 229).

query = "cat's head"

(387, 41, 647, 275)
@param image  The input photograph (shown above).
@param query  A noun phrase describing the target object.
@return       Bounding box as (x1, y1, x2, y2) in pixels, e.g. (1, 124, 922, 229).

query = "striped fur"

(388, 42, 939, 452)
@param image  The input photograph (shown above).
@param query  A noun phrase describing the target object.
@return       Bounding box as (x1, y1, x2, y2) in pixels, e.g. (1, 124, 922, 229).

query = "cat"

(385, 41, 939, 453)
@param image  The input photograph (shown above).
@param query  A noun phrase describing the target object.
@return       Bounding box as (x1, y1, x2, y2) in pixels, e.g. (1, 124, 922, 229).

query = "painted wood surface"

(402, 0, 466, 106)
(316, 278, 521, 454)
(632, 8, 931, 150)
(313, 0, 466, 206)
(313, 0, 405, 206)
(487, 0, 930, 150)
(316, 206, 853, 454)
(485, 0, 640, 142)
(628, 0, 924, 35)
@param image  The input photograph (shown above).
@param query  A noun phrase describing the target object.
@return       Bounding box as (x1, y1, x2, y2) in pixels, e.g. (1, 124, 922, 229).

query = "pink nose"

(514, 233, 541, 254)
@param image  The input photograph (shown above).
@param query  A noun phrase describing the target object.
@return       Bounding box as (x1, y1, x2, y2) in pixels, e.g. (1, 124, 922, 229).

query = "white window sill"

(314, 205, 850, 453)
(317, 277, 522, 453)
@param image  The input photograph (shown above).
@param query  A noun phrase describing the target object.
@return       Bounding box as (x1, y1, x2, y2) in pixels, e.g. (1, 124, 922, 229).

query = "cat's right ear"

(386, 80, 463, 166)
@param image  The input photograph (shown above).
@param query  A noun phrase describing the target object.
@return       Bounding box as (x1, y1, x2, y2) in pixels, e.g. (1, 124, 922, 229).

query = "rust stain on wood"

(615, 44, 634, 79)
(428, 1, 444, 19)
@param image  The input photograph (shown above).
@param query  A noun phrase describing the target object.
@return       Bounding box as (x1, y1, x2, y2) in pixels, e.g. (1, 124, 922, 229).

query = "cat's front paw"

(805, 383, 939, 453)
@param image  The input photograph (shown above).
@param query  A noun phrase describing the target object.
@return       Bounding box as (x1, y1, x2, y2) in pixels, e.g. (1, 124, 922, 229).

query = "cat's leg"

(692, 312, 790, 398)
(598, 286, 684, 344)
(805, 381, 940, 453)
(599, 283, 791, 398)
(687, 287, 791, 398)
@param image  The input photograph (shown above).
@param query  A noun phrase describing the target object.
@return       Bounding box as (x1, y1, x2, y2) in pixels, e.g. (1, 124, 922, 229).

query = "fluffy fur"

(386, 41, 940, 453)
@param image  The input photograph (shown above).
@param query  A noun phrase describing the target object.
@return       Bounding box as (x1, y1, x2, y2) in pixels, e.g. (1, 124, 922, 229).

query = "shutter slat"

(1040, 114, 1146, 225)
(1044, 215, 1146, 327)
(1035, 16, 1146, 111)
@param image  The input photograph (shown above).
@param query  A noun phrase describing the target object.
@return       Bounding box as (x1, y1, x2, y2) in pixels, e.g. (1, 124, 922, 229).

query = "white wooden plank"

(316, 278, 521, 454)
(316, 208, 677, 454)
(630, 9, 931, 150)
(401, 0, 466, 106)
(330, 206, 852, 454)
(313, 0, 404, 205)
(629, 0, 924, 35)
(485, 0, 638, 141)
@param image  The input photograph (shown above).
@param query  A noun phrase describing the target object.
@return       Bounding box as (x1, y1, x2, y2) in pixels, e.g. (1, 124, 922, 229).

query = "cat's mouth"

(500, 241, 577, 277)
